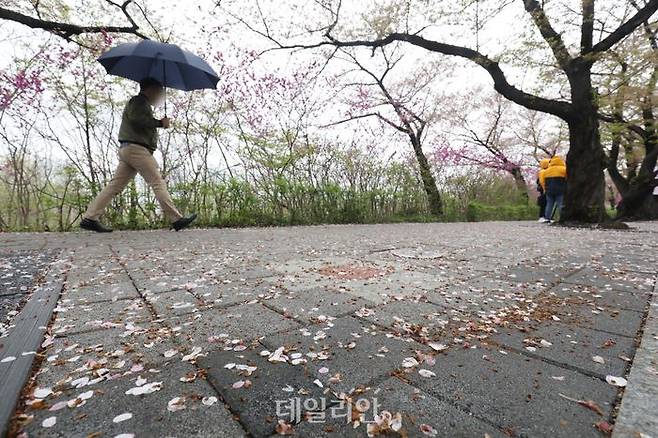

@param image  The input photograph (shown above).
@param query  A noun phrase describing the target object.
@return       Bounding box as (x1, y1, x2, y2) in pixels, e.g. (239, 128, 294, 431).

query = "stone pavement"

(0, 221, 656, 438)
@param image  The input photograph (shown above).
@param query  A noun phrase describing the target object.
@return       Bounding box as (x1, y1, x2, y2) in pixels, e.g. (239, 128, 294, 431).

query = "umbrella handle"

(163, 58, 167, 117)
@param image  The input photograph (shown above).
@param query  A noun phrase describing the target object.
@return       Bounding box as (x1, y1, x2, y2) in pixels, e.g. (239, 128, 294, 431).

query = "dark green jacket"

(118, 94, 162, 152)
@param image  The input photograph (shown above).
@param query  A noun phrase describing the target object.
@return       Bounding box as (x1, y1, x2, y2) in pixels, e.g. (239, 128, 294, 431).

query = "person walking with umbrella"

(81, 77, 195, 232)
(80, 40, 219, 233)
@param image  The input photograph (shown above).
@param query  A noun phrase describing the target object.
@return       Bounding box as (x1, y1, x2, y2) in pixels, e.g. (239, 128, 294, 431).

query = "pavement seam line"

(108, 244, 254, 438)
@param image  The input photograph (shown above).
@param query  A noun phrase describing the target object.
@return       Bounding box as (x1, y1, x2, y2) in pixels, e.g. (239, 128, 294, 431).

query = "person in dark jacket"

(536, 158, 549, 222)
(543, 156, 567, 222)
(80, 78, 196, 233)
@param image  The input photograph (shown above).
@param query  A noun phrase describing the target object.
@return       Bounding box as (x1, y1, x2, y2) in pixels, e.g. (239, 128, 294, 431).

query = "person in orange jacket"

(542, 156, 567, 222)
(536, 158, 550, 222)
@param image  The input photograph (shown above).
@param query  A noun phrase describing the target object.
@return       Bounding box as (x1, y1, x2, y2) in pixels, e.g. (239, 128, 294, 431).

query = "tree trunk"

(510, 166, 529, 201)
(615, 147, 658, 220)
(562, 67, 607, 223)
(409, 134, 443, 216)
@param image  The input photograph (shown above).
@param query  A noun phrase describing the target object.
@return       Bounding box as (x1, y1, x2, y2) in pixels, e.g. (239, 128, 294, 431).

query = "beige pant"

(84, 144, 182, 222)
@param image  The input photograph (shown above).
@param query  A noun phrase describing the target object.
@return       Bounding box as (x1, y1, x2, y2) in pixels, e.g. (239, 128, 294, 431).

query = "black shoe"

(80, 218, 113, 233)
(172, 214, 197, 231)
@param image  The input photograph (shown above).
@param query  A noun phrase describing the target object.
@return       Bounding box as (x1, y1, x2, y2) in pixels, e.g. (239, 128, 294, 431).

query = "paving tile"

(199, 348, 325, 437)
(261, 316, 427, 394)
(51, 299, 152, 336)
(425, 277, 534, 317)
(360, 299, 453, 338)
(61, 281, 139, 304)
(547, 282, 650, 312)
(23, 361, 245, 438)
(3, 222, 657, 438)
(264, 287, 376, 323)
(491, 321, 635, 378)
(405, 346, 618, 438)
(33, 323, 178, 390)
(594, 252, 657, 274)
(166, 303, 300, 350)
(564, 267, 655, 294)
(145, 288, 207, 317)
(549, 302, 645, 338)
(292, 377, 506, 437)
(195, 279, 286, 308)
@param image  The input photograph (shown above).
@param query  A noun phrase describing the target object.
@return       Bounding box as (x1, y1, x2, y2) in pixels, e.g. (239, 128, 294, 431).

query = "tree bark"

(563, 117, 607, 222)
(409, 133, 443, 216)
(561, 64, 607, 222)
(510, 166, 529, 200)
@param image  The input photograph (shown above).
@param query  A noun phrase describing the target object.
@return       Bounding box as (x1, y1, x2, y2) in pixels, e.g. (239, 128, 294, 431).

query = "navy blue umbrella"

(97, 40, 219, 114)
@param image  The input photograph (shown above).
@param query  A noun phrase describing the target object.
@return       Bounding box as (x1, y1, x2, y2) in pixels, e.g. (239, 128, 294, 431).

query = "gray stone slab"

(0, 294, 24, 321)
(195, 279, 287, 308)
(264, 287, 376, 323)
(65, 268, 129, 290)
(489, 265, 569, 288)
(262, 316, 427, 394)
(131, 275, 194, 294)
(34, 323, 177, 389)
(166, 303, 300, 350)
(145, 288, 207, 317)
(61, 281, 139, 304)
(461, 275, 534, 294)
(405, 346, 619, 438)
(292, 377, 506, 437)
(360, 299, 454, 339)
(548, 282, 650, 312)
(51, 298, 152, 336)
(525, 253, 591, 272)
(564, 267, 655, 294)
(21, 361, 246, 438)
(425, 277, 534, 318)
(550, 302, 645, 338)
(0, 249, 57, 297)
(595, 252, 657, 274)
(491, 322, 635, 378)
(199, 348, 326, 437)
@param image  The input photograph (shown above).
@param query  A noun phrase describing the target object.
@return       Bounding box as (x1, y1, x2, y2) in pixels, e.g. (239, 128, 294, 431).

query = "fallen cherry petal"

(592, 355, 605, 364)
(418, 369, 436, 378)
(49, 401, 67, 411)
(34, 387, 53, 399)
(202, 396, 218, 406)
(420, 423, 438, 436)
(167, 397, 186, 412)
(42, 416, 56, 428)
(594, 420, 613, 435)
(113, 413, 133, 423)
(605, 375, 627, 387)
(275, 419, 294, 435)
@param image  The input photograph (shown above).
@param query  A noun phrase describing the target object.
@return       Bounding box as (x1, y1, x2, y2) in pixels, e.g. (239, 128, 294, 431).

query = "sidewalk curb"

(612, 280, 658, 438)
(0, 259, 66, 438)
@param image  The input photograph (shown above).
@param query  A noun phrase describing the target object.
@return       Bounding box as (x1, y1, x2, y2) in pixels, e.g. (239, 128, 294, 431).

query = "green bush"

(466, 202, 538, 222)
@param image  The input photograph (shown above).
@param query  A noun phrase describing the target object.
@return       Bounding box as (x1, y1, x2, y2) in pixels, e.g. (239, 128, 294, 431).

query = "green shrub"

(466, 202, 538, 222)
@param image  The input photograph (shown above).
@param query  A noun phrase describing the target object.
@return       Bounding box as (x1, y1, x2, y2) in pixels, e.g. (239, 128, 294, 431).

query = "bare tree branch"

(0, 1, 147, 40)
(588, 0, 658, 56)
(521, 0, 574, 69)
